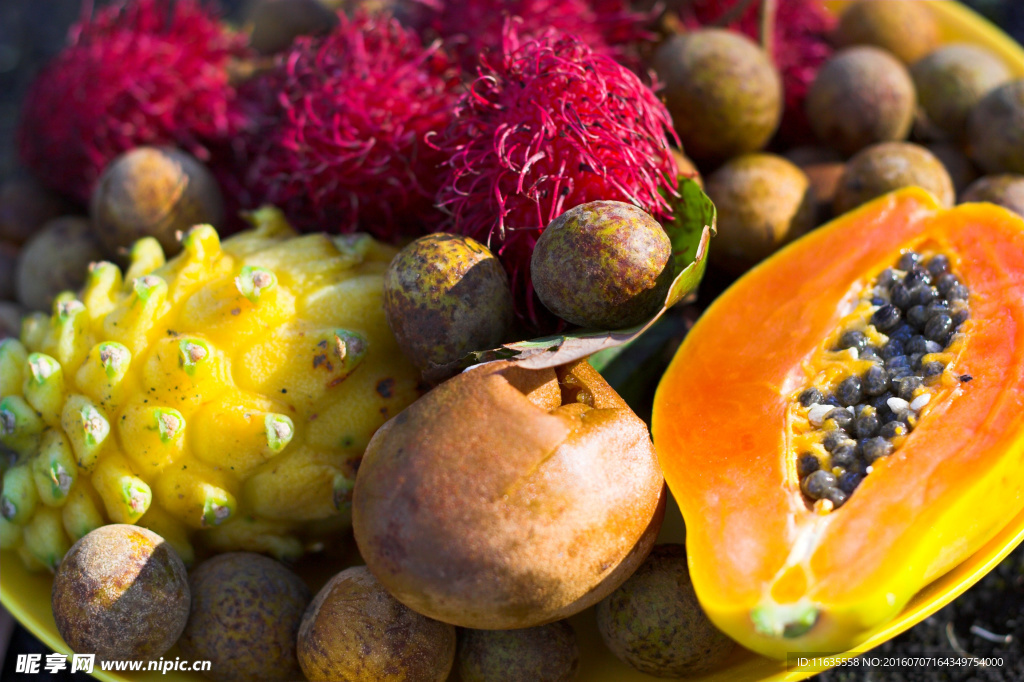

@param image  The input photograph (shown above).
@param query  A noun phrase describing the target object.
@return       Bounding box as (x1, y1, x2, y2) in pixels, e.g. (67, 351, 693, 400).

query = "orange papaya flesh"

(652, 187, 1024, 659)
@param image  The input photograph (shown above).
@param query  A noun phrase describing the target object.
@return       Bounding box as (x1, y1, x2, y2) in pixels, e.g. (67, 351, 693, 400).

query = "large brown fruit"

(705, 154, 816, 273)
(834, 0, 940, 64)
(967, 79, 1024, 174)
(15, 217, 104, 312)
(297, 565, 456, 682)
(91, 146, 224, 258)
(0, 176, 68, 246)
(834, 142, 955, 214)
(353, 359, 666, 629)
(806, 47, 916, 156)
(653, 29, 781, 164)
(178, 553, 310, 682)
(961, 174, 1024, 217)
(51, 525, 190, 662)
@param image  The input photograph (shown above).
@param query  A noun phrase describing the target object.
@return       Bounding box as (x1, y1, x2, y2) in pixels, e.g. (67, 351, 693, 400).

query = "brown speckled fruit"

(91, 146, 224, 257)
(246, 0, 339, 54)
(178, 553, 310, 682)
(383, 233, 513, 373)
(806, 47, 916, 156)
(51, 524, 190, 662)
(834, 0, 940, 65)
(596, 544, 734, 677)
(457, 621, 580, 682)
(911, 44, 1010, 142)
(834, 142, 955, 214)
(531, 201, 672, 329)
(961, 174, 1024, 217)
(15, 217, 104, 312)
(705, 154, 815, 273)
(653, 29, 781, 164)
(297, 565, 456, 682)
(967, 80, 1024, 174)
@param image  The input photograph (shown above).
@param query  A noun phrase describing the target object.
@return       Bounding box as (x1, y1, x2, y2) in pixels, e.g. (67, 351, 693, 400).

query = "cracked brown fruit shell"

(352, 359, 666, 629)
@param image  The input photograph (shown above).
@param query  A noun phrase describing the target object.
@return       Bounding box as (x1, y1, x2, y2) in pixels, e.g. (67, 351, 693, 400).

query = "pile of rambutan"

(414, 0, 652, 71)
(430, 24, 679, 331)
(18, 0, 250, 204)
(678, 0, 836, 143)
(240, 10, 462, 239)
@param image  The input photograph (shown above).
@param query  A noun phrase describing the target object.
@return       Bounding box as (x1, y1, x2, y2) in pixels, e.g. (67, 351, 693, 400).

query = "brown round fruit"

(384, 233, 513, 375)
(961, 174, 1024, 217)
(297, 565, 456, 682)
(246, 0, 339, 54)
(806, 47, 916, 156)
(597, 544, 735, 677)
(457, 621, 580, 682)
(911, 43, 1010, 143)
(178, 553, 311, 682)
(653, 29, 782, 164)
(91, 146, 225, 258)
(967, 79, 1024, 174)
(15, 217, 104, 312)
(51, 524, 190, 662)
(834, 142, 955, 215)
(531, 201, 672, 329)
(705, 153, 816, 274)
(353, 359, 666, 629)
(834, 0, 940, 65)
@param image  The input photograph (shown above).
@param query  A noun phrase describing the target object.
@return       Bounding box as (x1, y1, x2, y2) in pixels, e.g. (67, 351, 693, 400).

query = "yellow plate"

(4, 2, 1024, 681)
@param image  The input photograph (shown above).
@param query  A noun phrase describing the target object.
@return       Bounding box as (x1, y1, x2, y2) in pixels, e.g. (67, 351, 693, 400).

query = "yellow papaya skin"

(652, 188, 1024, 658)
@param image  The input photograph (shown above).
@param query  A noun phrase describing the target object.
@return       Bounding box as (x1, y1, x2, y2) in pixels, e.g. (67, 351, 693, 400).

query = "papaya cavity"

(789, 247, 971, 512)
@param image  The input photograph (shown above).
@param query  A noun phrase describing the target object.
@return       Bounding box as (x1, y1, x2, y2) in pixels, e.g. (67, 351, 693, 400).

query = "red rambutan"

(242, 11, 461, 238)
(417, 0, 651, 71)
(679, 0, 835, 143)
(18, 0, 250, 205)
(431, 26, 678, 332)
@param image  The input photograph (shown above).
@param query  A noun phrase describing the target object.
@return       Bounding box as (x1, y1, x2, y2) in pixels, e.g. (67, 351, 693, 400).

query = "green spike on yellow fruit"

(98, 343, 131, 379)
(265, 414, 294, 453)
(24, 353, 65, 427)
(178, 339, 211, 376)
(61, 396, 111, 471)
(1, 395, 46, 456)
(32, 430, 77, 507)
(183, 224, 221, 261)
(244, 205, 294, 238)
(134, 275, 167, 304)
(235, 266, 278, 304)
(155, 408, 186, 443)
(92, 456, 152, 524)
(155, 467, 236, 529)
(0, 338, 28, 396)
(124, 237, 166, 282)
(334, 329, 368, 372)
(2, 464, 39, 524)
(82, 261, 123, 319)
(62, 485, 105, 542)
(45, 298, 89, 370)
(202, 488, 236, 527)
(23, 506, 71, 572)
(74, 343, 132, 409)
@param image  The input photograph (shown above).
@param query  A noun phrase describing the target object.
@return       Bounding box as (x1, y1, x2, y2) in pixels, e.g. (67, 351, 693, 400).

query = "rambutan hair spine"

(239, 9, 463, 241)
(429, 23, 681, 332)
(17, 0, 251, 205)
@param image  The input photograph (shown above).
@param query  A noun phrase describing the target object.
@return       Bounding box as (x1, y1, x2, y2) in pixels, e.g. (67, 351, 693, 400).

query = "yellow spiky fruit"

(0, 208, 421, 571)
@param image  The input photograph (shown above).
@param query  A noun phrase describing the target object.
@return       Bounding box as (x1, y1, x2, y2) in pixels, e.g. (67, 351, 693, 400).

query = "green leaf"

(429, 180, 715, 378)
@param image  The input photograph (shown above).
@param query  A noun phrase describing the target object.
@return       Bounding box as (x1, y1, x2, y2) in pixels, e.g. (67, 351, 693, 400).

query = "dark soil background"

(1, 1, 1023, 681)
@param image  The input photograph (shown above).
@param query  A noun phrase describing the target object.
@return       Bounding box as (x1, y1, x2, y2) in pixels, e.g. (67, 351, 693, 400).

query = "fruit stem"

(760, 0, 777, 59)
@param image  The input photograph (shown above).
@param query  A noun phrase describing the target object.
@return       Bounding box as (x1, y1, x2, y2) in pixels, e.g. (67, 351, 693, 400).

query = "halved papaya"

(652, 187, 1024, 659)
